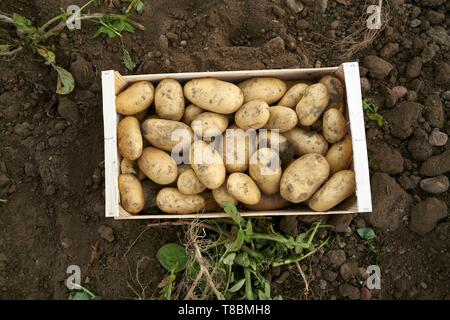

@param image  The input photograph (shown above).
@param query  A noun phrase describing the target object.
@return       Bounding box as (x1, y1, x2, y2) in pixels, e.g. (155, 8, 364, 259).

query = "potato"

(234, 100, 270, 130)
(182, 104, 204, 125)
(249, 148, 282, 195)
(283, 128, 329, 156)
(191, 112, 229, 138)
(257, 130, 294, 167)
(155, 78, 185, 121)
(238, 78, 287, 104)
(264, 106, 298, 133)
(120, 158, 146, 180)
(212, 183, 238, 208)
(308, 170, 356, 212)
(322, 108, 347, 143)
(117, 116, 143, 160)
(326, 135, 353, 175)
(280, 153, 330, 203)
(137, 147, 178, 185)
(184, 78, 244, 114)
(222, 125, 257, 173)
(177, 168, 207, 195)
(227, 173, 261, 205)
(279, 83, 309, 108)
(116, 81, 154, 115)
(141, 118, 193, 153)
(156, 187, 205, 214)
(118, 174, 145, 214)
(319, 75, 345, 112)
(190, 140, 226, 189)
(296, 83, 329, 126)
(244, 193, 290, 211)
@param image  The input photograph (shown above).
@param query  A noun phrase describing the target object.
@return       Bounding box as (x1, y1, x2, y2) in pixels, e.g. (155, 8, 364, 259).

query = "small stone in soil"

(420, 176, 449, 194)
(409, 198, 448, 235)
(98, 225, 115, 242)
(327, 249, 346, 267)
(339, 283, 360, 300)
(420, 150, 450, 176)
(428, 129, 448, 146)
(323, 270, 338, 282)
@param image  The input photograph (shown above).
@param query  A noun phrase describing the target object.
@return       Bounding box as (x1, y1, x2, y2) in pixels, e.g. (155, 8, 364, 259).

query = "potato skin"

(227, 173, 261, 205)
(279, 83, 309, 108)
(182, 104, 204, 126)
(137, 147, 178, 185)
(156, 187, 206, 214)
(308, 170, 356, 212)
(184, 78, 244, 114)
(212, 183, 238, 208)
(283, 128, 329, 156)
(119, 174, 145, 214)
(319, 75, 345, 112)
(235, 100, 270, 130)
(280, 153, 330, 203)
(249, 148, 282, 195)
(238, 78, 287, 104)
(326, 135, 353, 175)
(190, 140, 226, 189)
(141, 118, 193, 153)
(323, 109, 347, 143)
(191, 112, 229, 138)
(222, 126, 256, 173)
(177, 168, 207, 195)
(244, 193, 290, 211)
(264, 106, 298, 133)
(155, 78, 185, 121)
(117, 116, 143, 160)
(296, 83, 330, 126)
(116, 81, 154, 115)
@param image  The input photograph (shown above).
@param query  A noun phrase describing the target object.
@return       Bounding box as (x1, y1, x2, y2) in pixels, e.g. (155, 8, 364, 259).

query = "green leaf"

(222, 253, 236, 266)
(72, 291, 91, 300)
(357, 227, 376, 240)
(244, 220, 253, 239)
(225, 229, 245, 252)
(228, 278, 246, 293)
(93, 26, 117, 39)
(234, 252, 250, 267)
(37, 47, 56, 65)
(54, 66, 75, 95)
(12, 14, 38, 36)
(134, 0, 144, 12)
(122, 48, 136, 71)
(223, 202, 242, 226)
(156, 243, 189, 273)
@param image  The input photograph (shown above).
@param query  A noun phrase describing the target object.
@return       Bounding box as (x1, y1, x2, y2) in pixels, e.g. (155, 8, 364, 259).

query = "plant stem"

(126, 0, 139, 14)
(244, 268, 254, 300)
(250, 233, 311, 249)
(39, 14, 65, 33)
(0, 13, 13, 24)
(272, 237, 330, 267)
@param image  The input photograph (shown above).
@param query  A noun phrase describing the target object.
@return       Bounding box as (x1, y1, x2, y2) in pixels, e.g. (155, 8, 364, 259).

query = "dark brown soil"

(0, 0, 448, 300)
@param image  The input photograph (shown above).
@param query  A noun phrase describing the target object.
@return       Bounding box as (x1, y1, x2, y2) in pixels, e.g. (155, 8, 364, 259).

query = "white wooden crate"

(102, 62, 372, 219)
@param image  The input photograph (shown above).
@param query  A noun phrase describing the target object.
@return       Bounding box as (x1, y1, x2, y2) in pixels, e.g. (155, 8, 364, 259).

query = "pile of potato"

(115, 74, 356, 215)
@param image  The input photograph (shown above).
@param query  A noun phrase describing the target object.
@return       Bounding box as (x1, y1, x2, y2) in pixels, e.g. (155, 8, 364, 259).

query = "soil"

(0, 0, 449, 300)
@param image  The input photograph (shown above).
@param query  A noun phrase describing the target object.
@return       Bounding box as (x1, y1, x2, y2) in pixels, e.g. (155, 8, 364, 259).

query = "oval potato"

(249, 148, 282, 195)
(190, 140, 226, 189)
(141, 118, 193, 153)
(238, 78, 287, 104)
(222, 126, 256, 173)
(227, 173, 261, 205)
(155, 78, 185, 121)
(326, 135, 353, 174)
(184, 78, 244, 114)
(116, 81, 154, 115)
(264, 106, 298, 133)
(283, 128, 328, 156)
(235, 100, 270, 130)
(156, 187, 205, 214)
(322, 108, 347, 143)
(319, 75, 345, 112)
(118, 174, 145, 214)
(191, 112, 229, 138)
(280, 153, 330, 203)
(279, 83, 309, 108)
(138, 147, 178, 185)
(296, 83, 330, 126)
(177, 168, 207, 195)
(182, 104, 204, 125)
(308, 170, 356, 212)
(117, 116, 143, 160)
(212, 183, 238, 208)
(244, 193, 290, 211)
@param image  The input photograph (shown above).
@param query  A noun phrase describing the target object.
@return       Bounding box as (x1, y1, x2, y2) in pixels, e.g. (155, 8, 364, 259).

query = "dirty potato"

(177, 168, 207, 195)
(182, 104, 204, 126)
(308, 170, 356, 212)
(137, 147, 178, 185)
(222, 126, 255, 173)
(279, 83, 309, 108)
(190, 140, 226, 189)
(326, 135, 353, 174)
(238, 78, 287, 104)
(296, 83, 329, 126)
(118, 174, 145, 214)
(319, 75, 345, 112)
(191, 112, 229, 138)
(280, 153, 330, 203)
(227, 173, 261, 205)
(322, 108, 347, 143)
(283, 128, 328, 156)
(264, 106, 298, 133)
(156, 187, 205, 214)
(249, 148, 282, 195)
(234, 100, 270, 130)
(212, 183, 238, 208)
(141, 118, 193, 153)
(117, 116, 143, 160)
(184, 78, 244, 114)
(155, 78, 185, 121)
(244, 193, 290, 211)
(116, 81, 154, 115)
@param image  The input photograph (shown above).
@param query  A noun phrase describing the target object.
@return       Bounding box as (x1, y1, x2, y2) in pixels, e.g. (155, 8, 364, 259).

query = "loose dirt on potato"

(0, 0, 448, 300)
